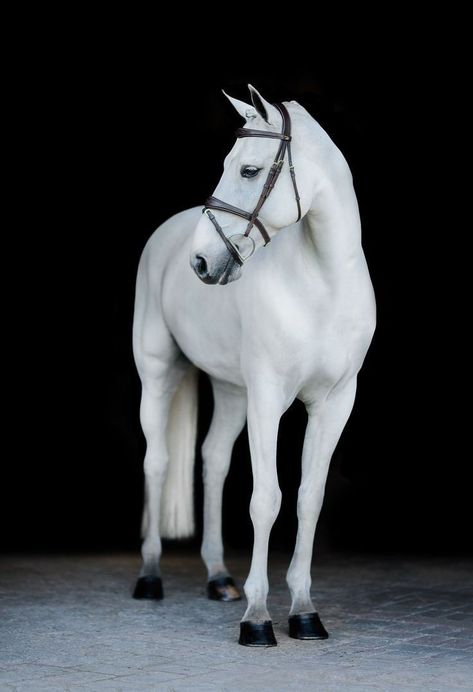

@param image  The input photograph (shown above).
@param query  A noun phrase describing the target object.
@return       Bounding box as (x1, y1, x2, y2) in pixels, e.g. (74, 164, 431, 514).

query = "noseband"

(203, 102, 301, 266)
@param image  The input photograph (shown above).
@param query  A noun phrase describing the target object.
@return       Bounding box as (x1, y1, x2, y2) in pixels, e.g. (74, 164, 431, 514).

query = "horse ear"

(222, 90, 257, 121)
(248, 84, 279, 125)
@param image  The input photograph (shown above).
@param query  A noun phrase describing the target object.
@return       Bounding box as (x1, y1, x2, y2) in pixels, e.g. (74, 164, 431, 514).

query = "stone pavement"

(0, 552, 472, 691)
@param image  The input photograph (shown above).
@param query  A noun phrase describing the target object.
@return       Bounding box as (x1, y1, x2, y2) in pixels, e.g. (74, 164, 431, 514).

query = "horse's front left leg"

(239, 377, 288, 647)
(201, 378, 247, 602)
(286, 379, 358, 639)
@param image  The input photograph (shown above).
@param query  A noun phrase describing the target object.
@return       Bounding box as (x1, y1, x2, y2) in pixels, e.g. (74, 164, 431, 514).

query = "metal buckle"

(228, 234, 255, 263)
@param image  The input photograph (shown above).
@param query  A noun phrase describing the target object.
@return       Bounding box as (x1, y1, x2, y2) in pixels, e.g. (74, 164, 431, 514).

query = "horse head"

(190, 85, 311, 284)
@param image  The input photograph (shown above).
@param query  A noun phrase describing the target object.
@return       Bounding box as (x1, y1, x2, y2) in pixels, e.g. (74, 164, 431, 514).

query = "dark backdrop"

(4, 46, 466, 555)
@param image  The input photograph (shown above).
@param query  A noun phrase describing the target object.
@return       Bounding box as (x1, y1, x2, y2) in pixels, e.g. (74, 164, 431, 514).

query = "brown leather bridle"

(203, 102, 301, 266)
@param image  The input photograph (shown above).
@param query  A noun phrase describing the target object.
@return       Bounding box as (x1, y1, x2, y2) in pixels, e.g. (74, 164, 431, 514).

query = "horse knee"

(143, 453, 168, 479)
(249, 486, 282, 525)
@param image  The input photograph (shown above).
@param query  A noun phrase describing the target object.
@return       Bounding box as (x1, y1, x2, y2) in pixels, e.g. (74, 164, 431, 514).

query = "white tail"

(157, 366, 199, 539)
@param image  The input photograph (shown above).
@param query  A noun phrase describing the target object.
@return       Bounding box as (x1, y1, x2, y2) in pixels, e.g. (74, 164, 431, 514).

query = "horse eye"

(241, 165, 261, 178)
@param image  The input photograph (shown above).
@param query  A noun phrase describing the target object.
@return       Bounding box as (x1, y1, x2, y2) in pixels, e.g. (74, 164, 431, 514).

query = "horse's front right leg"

(239, 374, 289, 647)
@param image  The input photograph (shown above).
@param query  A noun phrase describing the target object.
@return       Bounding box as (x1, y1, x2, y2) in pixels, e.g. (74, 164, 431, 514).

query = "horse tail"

(158, 366, 199, 539)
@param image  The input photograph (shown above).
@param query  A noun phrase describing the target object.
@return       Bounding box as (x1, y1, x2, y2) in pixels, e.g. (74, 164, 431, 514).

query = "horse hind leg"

(133, 350, 193, 600)
(132, 239, 199, 599)
(201, 378, 247, 602)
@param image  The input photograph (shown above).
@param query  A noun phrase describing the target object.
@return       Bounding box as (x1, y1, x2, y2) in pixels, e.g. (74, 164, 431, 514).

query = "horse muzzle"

(190, 252, 242, 285)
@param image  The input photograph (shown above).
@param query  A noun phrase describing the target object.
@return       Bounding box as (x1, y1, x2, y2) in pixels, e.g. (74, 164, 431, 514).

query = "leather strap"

(235, 128, 291, 141)
(273, 103, 301, 223)
(203, 102, 301, 261)
(203, 208, 243, 266)
(205, 196, 271, 245)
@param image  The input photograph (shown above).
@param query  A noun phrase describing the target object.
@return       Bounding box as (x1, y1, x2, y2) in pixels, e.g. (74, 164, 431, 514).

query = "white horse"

(132, 85, 376, 646)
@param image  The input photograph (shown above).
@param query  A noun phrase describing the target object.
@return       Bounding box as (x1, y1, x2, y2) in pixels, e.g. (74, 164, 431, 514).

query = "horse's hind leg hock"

(201, 379, 247, 602)
(286, 380, 357, 638)
(239, 378, 286, 646)
(133, 367, 184, 600)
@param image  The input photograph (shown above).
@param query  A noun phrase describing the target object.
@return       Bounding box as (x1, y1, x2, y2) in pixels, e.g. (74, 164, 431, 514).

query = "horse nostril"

(194, 254, 208, 278)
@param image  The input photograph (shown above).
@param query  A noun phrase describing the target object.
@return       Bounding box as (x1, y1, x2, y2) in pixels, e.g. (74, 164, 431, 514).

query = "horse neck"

(296, 112, 364, 279)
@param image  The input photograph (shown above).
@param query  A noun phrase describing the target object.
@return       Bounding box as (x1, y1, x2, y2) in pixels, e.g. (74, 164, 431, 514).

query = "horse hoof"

(207, 576, 241, 602)
(288, 612, 328, 640)
(133, 576, 163, 600)
(239, 620, 277, 647)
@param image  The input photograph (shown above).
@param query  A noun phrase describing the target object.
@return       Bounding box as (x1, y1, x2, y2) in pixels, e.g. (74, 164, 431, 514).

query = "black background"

(4, 36, 467, 556)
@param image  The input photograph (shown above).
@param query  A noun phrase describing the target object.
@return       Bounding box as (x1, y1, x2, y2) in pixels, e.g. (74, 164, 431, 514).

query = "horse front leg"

(201, 378, 247, 601)
(286, 379, 357, 639)
(239, 375, 288, 647)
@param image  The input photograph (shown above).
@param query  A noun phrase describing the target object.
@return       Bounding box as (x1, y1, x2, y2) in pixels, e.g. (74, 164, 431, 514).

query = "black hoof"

(207, 576, 241, 602)
(239, 620, 277, 647)
(288, 612, 328, 640)
(133, 576, 163, 600)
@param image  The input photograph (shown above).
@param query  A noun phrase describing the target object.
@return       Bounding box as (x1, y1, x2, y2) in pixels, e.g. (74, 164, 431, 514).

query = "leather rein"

(203, 102, 301, 266)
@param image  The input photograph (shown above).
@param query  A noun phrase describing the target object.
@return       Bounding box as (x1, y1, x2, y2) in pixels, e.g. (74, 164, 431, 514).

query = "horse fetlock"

(205, 566, 230, 580)
(243, 576, 269, 605)
(286, 568, 313, 612)
(200, 544, 227, 576)
(141, 537, 162, 565)
(287, 579, 314, 610)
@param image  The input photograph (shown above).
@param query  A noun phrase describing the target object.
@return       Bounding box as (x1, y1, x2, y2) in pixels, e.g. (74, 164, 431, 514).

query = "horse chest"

(162, 235, 369, 392)
(239, 262, 372, 390)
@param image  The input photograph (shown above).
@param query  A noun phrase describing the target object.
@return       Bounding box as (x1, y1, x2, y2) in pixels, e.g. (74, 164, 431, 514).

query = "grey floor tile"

(1, 552, 473, 691)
